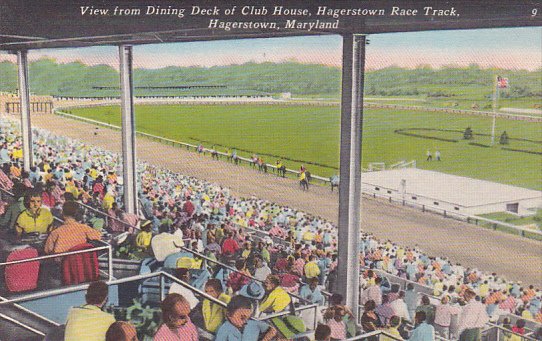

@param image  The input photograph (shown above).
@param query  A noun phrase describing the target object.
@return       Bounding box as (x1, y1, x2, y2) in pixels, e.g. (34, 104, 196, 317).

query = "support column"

(17, 50, 32, 172)
(337, 34, 366, 320)
(119, 45, 138, 214)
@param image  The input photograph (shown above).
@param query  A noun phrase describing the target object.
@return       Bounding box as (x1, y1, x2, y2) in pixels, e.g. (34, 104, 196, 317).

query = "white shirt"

(390, 298, 411, 321)
(254, 264, 272, 282)
(151, 232, 183, 261)
(168, 282, 200, 309)
(458, 300, 489, 333)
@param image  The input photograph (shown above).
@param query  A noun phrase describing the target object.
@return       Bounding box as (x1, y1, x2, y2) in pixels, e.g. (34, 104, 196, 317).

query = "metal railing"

(77, 201, 139, 232)
(362, 188, 542, 238)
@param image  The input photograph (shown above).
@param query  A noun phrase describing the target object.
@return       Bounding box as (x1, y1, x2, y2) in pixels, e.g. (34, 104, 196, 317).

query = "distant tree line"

(0, 59, 539, 98)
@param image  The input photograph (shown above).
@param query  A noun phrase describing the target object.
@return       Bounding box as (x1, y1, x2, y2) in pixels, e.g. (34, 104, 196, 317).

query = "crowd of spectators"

(0, 116, 541, 340)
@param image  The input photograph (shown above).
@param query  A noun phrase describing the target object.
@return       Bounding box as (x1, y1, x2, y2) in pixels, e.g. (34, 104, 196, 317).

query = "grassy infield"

(71, 104, 541, 189)
(70, 103, 541, 235)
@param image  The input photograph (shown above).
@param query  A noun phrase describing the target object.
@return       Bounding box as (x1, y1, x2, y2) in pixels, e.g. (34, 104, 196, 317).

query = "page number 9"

(532, 9, 538, 16)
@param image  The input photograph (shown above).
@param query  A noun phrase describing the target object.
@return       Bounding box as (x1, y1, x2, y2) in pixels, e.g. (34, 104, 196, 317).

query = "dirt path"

(30, 113, 542, 286)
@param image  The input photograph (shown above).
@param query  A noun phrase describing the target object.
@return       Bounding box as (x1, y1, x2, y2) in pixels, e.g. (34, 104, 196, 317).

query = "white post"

(491, 77, 499, 146)
(17, 50, 32, 172)
(119, 45, 138, 214)
(337, 34, 365, 321)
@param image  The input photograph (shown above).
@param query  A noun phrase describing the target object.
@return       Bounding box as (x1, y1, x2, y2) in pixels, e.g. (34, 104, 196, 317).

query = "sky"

(0, 27, 540, 70)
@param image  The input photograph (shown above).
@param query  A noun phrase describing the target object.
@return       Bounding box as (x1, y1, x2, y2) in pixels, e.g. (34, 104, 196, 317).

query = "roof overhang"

(0, 0, 540, 51)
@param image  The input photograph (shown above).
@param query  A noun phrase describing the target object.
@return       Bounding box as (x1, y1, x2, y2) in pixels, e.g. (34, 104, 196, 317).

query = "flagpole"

(491, 76, 499, 146)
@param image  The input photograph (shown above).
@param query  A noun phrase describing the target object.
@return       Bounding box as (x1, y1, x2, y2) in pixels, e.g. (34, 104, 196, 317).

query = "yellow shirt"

(16, 208, 54, 235)
(203, 293, 231, 333)
(303, 231, 315, 242)
(102, 193, 115, 210)
(260, 286, 291, 313)
(304, 261, 321, 278)
(12, 148, 23, 160)
(383, 327, 403, 341)
(479, 283, 490, 298)
(64, 304, 115, 341)
(136, 231, 152, 248)
(433, 282, 444, 296)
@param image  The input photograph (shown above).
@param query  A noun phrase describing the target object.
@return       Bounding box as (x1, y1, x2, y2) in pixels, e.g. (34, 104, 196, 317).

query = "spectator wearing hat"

(239, 280, 266, 315)
(202, 278, 231, 333)
(135, 220, 153, 249)
(215, 295, 276, 341)
(154, 293, 198, 341)
(168, 268, 199, 310)
(260, 275, 292, 314)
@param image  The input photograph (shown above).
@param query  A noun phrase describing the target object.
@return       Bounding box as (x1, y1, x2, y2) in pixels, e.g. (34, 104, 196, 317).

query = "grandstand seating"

(0, 115, 540, 340)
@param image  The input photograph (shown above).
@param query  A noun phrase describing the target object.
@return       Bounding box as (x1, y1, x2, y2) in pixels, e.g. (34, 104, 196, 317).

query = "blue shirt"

(409, 322, 435, 341)
(0, 148, 10, 163)
(299, 285, 324, 305)
(214, 319, 270, 341)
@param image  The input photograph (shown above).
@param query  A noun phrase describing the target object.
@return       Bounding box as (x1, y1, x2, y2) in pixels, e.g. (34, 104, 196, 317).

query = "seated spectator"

(360, 300, 380, 339)
(0, 182, 25, 231)
(299, 277, 325, 306)
(376, 294, 396, 326)
(304, 255, 321, 281)
(457, 289, 488, 341)
(16, 190, 54, 236)
(151, 223, 184, 262)
(260, 274, 292, 314)
(253, 256, 272, 282)
(389, 290, 411, 323)
(135, 220, 153, 249)
(154, 293, 198, 341)
(315, 324, 332, 341)
(434, 295, 461, 339)
(169, 268, 199, 310)
(215, 295, 276, 341)
(202, 278, 231, 333)
(239, 281, 266, 315)
(508, 319, 526, 341)
(227, 259, 251, 293)
(44, 201, 102, 254)
(324, 305, 347, 341)
(415, 295, 436, 326)
(64, 281, 115, 341)
(383, 315, 403, 341)
(222, 231, 240, 257)
(409, 311, 435, 341)
(105, 321, 138, 341)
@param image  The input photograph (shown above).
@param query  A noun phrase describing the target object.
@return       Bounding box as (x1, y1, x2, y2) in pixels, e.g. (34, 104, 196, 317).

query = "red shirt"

(183, 201, 194, 216)
(222, 238, 239, 255)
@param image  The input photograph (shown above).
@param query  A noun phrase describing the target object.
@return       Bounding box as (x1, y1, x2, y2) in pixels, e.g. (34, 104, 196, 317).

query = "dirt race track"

(30, 113, 542, 286)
